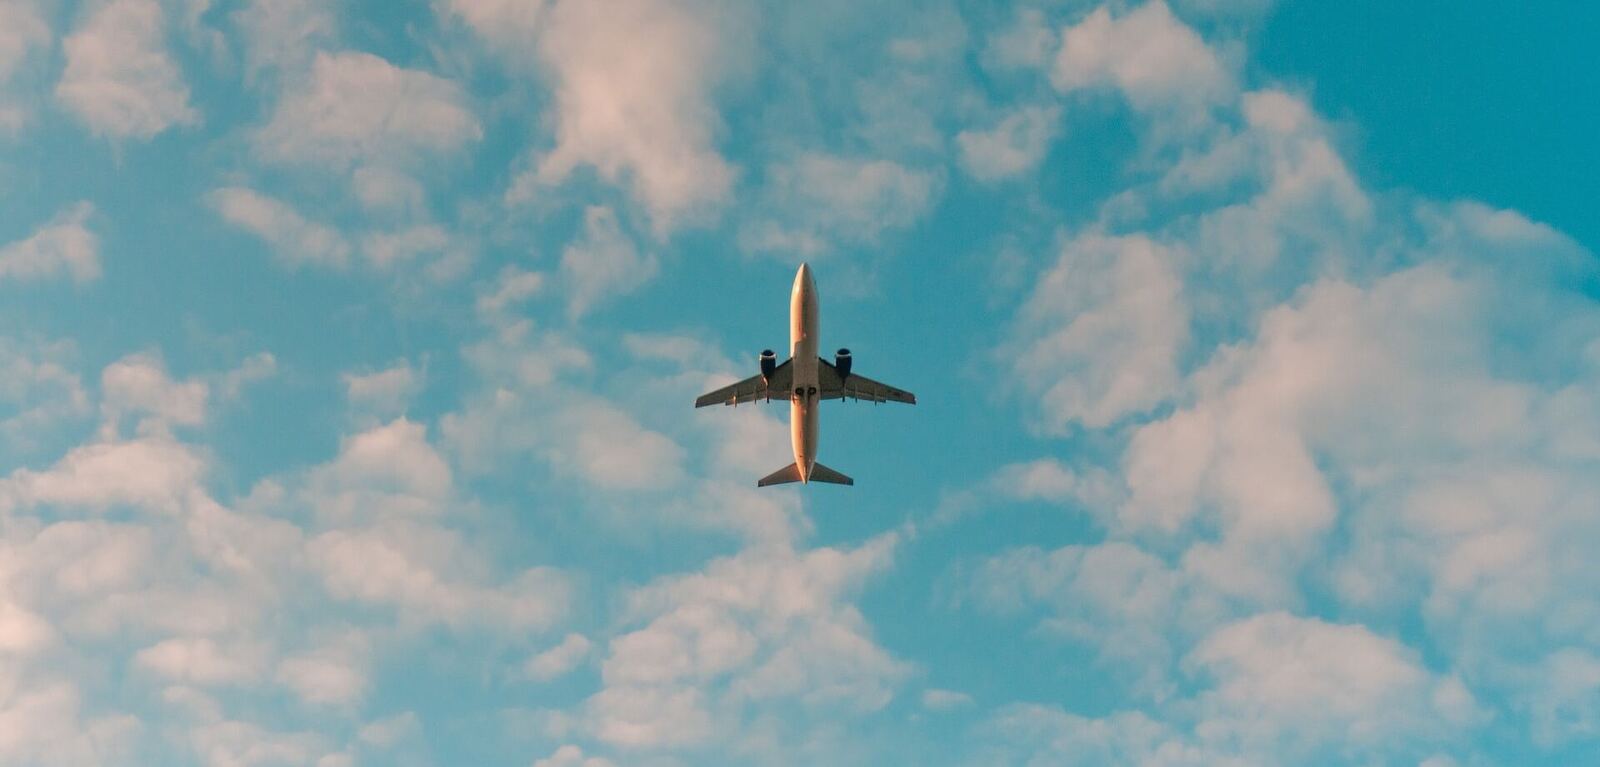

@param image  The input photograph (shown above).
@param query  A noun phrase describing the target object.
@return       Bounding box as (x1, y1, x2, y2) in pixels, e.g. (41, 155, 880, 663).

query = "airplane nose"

(797, 262, 811, 282)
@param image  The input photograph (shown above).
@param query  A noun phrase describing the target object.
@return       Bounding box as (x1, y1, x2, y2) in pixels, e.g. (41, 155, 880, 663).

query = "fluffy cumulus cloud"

(207, 186, 351, 268)
(0, 203, 100, 284)
(1053, 1, 1231, 113)
(957, 104, 1061, 182)
(560, 206, 657, 319)
(56, 0, 199, 140)
(501, 0, 743, 232)
(966, 4, 1600, 764)
(586, 535, 907, 754)
(5, 0, 1599, 764)
(0, 0, 49, 133)
(1007, 233, 1188, 431)
(741, 153, 940, 256)
(256, 51, 481, 170)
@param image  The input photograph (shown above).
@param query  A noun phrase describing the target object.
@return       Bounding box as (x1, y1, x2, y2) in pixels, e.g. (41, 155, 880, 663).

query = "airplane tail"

(756, 461, 854, 487)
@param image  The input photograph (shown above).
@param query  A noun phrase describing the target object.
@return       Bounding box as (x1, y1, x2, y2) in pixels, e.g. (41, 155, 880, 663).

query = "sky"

(0, 1, 1597, 765)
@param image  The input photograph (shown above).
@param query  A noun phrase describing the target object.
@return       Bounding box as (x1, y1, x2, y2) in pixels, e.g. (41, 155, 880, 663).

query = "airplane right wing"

(818, 358, 916, 404)
(694, 359, 792, 408)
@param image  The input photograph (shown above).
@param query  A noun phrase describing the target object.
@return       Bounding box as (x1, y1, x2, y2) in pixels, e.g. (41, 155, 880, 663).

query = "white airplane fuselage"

(789, 263, 820, 482)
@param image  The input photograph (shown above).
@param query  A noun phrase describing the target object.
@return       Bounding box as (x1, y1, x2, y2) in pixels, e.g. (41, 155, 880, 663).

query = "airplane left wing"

(818, 358, 916, 404)
(694, 360, 792, 408)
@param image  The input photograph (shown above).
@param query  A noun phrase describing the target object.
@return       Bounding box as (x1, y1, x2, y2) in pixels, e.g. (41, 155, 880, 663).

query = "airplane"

(694, 263, 915, 487)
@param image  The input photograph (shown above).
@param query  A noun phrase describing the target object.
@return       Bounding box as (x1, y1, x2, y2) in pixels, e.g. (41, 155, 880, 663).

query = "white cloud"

(0, 1, 48, 82)
(0, 202, 100, 284)
(256, 51, 480, 170)
(1187, 612, 1481, 754)
(587, 534, 907, 749)
(0, 598, 53, 654)
(476, 266, 544, 318)
(0, 0, 50, 134)
(526, 633, 593, 681)
(560, 206, 657, 318)
(1008, 233, 1187, 431)
(357, 712, 419, 748)
(982, 7, 1056, 73)
(0, 436, 205, 515)
(921, 688, 973, 711)
(351, 166, 425, 214)
(507, 0, 742, 232)
(741, 153, 939, 256)
(343, 362, 421, 417)
(308, 524, 570, 632)
(550, 402, 684, 491)
(208, 186, 351, 268)
(232, 0, 336, 81)
(0, 340, 90, 453)
(1052, 2, 1231, 112)
(305, 418, 452, 522)
(0, 682, 140, 767)
(362, 225, 451, 269)
(135, 636, 269, 686)
(183, 718, 333, 767)
(977, 705, 1202, 767)
(56, 0, 199, 140)
(276, 632, 369, 706)
(100, 353, 208, 434)
(532, 744, 615, 767)
(957, 105, 1061, 182)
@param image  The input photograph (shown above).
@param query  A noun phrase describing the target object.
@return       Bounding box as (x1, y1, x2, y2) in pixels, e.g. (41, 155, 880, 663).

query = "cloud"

(1186, 612, 1482, 756)
(0, 340, 92, 453)
(586, 534, 907, 751)
(525, 633, 593, 681)
(741, 153, 939, 256)
(360, 224, 462, 274)
(308, 524, 570, 632)
(305, 418, 452, 522)
(256, 51, 480, 170)
(0, 436, 205, 515)
(560, 206, 657, 319)
(532, 744, 616, 767)
(343, 361, 422, 417)
(476, 266, 544, 318)
(0, 0, 50, 133)
(0, 682, 140, 767)
(0, 202, 100, 284)
(1007, 233, 1187, 432)
(957, 105, 1061, 182)
(207, 186, 351, 268)
(56, 0, 199, 140)
(504, 0, 743, 232)
(135, 636, 269, 686)
(231, 0, 337, 81)
(921, 688, 974, 711)
(1052, 2, 1231, 112)
(0, 1, 48, 82)
(275, 632, 370, 706)
(99, 353, 209, 434)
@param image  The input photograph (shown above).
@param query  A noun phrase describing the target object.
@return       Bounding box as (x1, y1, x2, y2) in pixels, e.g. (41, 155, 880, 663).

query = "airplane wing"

(694, 359, 792, 407)
(818, 358, 916, 404)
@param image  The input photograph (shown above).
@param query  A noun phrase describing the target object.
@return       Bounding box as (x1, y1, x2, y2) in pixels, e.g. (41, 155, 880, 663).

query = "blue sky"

(1, 1, 1597, 765)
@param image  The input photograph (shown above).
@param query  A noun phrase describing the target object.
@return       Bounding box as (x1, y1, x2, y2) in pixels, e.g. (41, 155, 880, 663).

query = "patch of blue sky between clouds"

(0, 1, 1597, 765)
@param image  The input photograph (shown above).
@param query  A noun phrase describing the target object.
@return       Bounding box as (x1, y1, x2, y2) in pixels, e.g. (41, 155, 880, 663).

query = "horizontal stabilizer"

(809, 462, 853, 486)
(755, 462, 854, 487)
(757, 463, 804, 487)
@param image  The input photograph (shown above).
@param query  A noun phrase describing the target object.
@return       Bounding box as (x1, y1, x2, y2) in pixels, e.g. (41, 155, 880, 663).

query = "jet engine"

(759, 349, 777, 382)
(834, 348, 852, 379)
